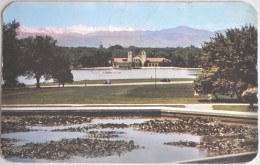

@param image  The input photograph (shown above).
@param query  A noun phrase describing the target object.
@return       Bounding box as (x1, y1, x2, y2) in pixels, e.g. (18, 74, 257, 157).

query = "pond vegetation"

(1, 114, 257, 163)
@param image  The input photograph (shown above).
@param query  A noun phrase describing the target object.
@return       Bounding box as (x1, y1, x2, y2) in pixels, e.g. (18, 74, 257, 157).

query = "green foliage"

(108, 44, 123, 50)
(3, 84, 209, 104)
(2, 20, 25, 87)
(212, 105, 254, 112)
(61, 45, 201, 68)
(53, 69, 74, 87)
(19, 35, 74, 88)
(59, 47, 112, 68)
(52, 52, 73, 87)
(111, 49, 129, 58)
(194, 25, 257, 99)
(241, 87, 258, 110)
(21, 35, 59, 88)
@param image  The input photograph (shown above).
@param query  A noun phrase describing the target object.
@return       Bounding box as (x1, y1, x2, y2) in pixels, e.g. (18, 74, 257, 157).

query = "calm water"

(18, 68, 201, 85)
(3, 117, 207, 163)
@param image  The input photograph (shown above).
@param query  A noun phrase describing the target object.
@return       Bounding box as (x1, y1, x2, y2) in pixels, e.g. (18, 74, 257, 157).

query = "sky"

(3, 1, 257, 32)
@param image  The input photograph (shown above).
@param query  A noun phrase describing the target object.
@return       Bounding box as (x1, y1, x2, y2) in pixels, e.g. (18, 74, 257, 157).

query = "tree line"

(59, 47, 112, 68)
(3, 20, 202, 88)
(61, 45, 202, 69)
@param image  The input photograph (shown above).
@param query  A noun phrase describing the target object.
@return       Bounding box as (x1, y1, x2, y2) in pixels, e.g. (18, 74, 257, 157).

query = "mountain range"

(17, 25, 217, 48)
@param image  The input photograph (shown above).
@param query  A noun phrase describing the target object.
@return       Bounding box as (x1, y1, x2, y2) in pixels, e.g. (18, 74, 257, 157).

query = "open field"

(213, 105, 257, 112)
(3, 84, 238, 104)
(28, 78, 195, 87)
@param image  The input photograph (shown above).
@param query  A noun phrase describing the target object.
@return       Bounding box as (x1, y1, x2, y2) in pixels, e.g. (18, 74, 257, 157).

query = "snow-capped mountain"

(18, 25, 144, 35)
(17, 25, 215, 47)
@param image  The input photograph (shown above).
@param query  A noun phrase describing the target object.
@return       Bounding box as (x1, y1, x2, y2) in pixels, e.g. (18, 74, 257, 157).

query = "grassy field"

(213, 105, 257, 112)
(3, 84, 238, 104)
(29, 78, 194, 87)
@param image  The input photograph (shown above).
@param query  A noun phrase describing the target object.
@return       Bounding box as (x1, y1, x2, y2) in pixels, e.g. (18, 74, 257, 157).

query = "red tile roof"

(112, 58, 131, 63)
(146, 58, 171, 63)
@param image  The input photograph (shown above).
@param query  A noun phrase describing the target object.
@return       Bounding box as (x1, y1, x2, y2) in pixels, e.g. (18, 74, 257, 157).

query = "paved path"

(28, 81, 193, 88)
(174, 151, 258, 164)
(2, 104, 257, 119)
(185, 104, 213, 110)
(2, 103, 253, 107)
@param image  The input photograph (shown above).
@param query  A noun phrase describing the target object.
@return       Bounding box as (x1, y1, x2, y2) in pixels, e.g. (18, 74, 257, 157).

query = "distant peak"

(175, 26, 192, 29)
(173, 26, 203, 31)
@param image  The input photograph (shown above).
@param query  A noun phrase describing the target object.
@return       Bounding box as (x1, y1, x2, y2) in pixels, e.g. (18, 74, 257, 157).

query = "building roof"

(113, 58, 132, 63)
(112, 57, 171, 63)
(164, 58, 172, 63)
(146, 58, 171, 63)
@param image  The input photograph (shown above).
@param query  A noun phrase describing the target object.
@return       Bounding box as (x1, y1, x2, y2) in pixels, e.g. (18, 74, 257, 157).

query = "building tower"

(141, 50, 146, 66)
(128, 51, 133, 62)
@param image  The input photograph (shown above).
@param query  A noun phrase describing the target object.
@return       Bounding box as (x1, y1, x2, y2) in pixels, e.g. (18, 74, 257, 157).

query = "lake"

(18, 68, 201, 85)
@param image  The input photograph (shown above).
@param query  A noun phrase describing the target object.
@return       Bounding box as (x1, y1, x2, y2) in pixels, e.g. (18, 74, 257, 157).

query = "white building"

(111, 50, 171, 69)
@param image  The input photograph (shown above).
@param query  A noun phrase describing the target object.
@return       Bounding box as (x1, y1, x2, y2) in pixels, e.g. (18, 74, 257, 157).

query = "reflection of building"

(111, 50, 171, 69)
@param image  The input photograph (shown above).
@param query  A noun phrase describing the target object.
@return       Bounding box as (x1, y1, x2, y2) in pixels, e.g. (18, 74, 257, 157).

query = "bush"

(241, 87, 258, 110)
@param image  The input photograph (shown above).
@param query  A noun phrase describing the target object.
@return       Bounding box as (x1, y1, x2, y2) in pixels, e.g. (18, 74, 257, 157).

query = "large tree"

(193, 25, 257, 99)
(2, 20, 25, 87)
(52, 53, 73, 87)
(53, 69, 73, 87)
(21, 35, 59, 88)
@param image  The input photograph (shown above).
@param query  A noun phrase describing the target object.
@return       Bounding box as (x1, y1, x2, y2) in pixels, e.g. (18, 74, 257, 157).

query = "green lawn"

(29, 78, 194, 87)
(213, 105, 258, 112)
(2, 84, 239, 104)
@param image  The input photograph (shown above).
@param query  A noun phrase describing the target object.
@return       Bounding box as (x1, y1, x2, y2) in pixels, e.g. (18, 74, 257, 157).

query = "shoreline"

(2, 105, 257, 120)
(77, 67, 202, 70)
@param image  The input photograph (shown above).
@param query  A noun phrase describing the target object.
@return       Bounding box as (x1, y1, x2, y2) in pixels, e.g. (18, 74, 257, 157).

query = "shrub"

(241, 87, 258, 110)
